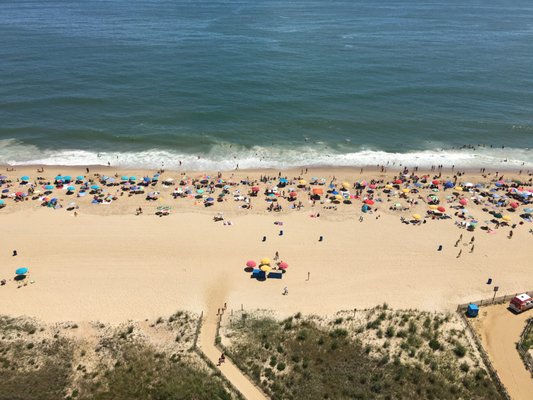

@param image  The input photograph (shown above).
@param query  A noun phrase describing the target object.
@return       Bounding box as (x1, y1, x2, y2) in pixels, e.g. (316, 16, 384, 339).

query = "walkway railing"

(516, 317, 533, 377)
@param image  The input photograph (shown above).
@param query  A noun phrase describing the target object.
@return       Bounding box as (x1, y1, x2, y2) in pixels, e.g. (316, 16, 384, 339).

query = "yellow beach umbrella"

(260, 257, 271, 265)
(454, 186, 463, 191)
(402, 188, 410, 193)
(429, 204, 438, 210)
(260, 265, 272, 273)
(335, 194, 343, 201)
(385, 184, 393, 189)
(413, 214, 422, 220)
(299, 179, 307, 185)
(502, 215, 511, 221)
(342, 181, 350, 189)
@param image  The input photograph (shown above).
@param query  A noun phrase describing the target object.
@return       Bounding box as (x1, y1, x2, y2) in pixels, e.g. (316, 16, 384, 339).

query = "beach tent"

(466, 304, 479, 318)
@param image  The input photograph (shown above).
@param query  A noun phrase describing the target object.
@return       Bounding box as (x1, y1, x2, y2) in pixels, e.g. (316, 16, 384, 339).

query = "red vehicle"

(509, 293, 533, 313)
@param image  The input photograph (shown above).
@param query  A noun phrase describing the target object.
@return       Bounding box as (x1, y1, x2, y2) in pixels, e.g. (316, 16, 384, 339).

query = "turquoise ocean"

(1, 0, 532, 170)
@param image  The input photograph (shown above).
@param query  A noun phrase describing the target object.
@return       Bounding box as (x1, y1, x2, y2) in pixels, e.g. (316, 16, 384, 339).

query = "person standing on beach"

(307, 272, 310, 281)
(457, 250, 462, 258)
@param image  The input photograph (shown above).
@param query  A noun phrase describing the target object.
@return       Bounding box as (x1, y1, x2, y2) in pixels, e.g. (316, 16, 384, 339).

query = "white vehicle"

(509, 293, 533, 313)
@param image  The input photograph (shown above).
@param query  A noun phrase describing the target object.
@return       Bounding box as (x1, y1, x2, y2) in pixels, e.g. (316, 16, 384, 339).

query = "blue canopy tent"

(466, 304, 479, 318)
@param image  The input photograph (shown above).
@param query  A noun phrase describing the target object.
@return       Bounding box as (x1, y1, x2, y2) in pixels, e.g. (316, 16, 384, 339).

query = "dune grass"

(223, 309, 504, 400)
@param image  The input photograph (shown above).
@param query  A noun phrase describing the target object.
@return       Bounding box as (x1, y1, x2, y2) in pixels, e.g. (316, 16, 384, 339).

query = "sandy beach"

(0, 165, 531, 323)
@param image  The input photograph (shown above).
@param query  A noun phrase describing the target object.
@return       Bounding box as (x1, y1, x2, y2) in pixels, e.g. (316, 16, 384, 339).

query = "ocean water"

(0, 0, 532, 170)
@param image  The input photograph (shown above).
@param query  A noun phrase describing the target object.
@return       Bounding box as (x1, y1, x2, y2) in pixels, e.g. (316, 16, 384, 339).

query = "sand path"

(199, 310, 267, 400)
(474, 305, 533, 400)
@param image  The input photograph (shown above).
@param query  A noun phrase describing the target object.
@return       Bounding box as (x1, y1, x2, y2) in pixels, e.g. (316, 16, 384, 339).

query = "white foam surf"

(0, 139, 531, 171)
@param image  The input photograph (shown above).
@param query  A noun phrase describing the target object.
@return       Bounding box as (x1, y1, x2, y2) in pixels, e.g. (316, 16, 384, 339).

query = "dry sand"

(473, 304, 533, 400)
(0, 164, 531, 323)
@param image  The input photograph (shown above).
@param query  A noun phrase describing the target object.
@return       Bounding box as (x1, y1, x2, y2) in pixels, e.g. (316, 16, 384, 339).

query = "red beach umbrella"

(437, 206, 446, 212)
(279, 262, 288, 270)
(432, 179, 440, 185)
(510, 202, 519, 209)
(364, 199, 374, 205)
(459, 198, 468, 206)
(394, 179, 402, 184)
(246, 260, 256, 268)
(251, 186, 260, 192)
(289, 191, 297, 197)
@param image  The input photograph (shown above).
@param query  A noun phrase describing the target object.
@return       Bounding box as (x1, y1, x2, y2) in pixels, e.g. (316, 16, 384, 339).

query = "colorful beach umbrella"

(260, 265, 272, 273)
(260, 257, 271, 265)
(413, 214, 422, 220)
(278, 262, 288, 270)
(15, 267, 29, 275)
(246, 260, 256, 268)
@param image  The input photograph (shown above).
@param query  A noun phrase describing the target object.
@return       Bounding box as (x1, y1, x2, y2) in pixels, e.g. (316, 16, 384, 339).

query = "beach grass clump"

(0, 313, 237, 400)
(222, 308, 503, 400)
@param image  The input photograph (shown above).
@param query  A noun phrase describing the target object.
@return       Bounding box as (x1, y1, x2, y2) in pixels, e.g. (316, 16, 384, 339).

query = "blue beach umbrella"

(143, 177, 151, 182)
(444, 181, 454, 188)
(76, 175, 84, 181)
(67, 186, 76, 191)
(279, 178, 288, 184)
(206, 197, 214, 202)
(121, 176, 129, 181)
(0, 199, 5, 205)
(129, 176, 137, 181)
(331, 190, 339, 195)
(21, 176, 30, 181)
(2, 189, 9, 193)
(63, 176, 72, 182)
(55, 175, 63, 180)
(44, 185, 54, 190)
(91, 185, 100, 190)
(16, 267, 29, 275)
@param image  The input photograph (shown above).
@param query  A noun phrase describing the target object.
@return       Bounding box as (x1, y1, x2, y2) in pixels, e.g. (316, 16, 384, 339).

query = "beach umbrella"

(385, 184, 393, 189)
(54, 175, 63, 181)
(143, 177, 151, 182)
(0, 199, 5, 206)
(342, 181, 350, 189)
(335, 194, 343, 201)
(0, 175, 7, 180)
(394, 179, 402, 184)
(197, 189, 205, 194)
(67, 186, 76, 191)
(278, 261, 288, 270)
(437, 206, 446, 212)
(251, 186, 260, 192)
(260, 257, 270, 265)
(260, 265, 272, 273)
(402, 188, 410, 193)
(312, 188, 323, 195)
(289, 191, 297, 197)
(428, 204, 438, 210)
(129, 176, 137, 181)
(459, 198, 468, 206)
(121, 176, 129, 181)
(15, 267, 29, 275)
(279, 178, 288, 184)
(502, 215, 511, 221)
(246, 260, 256, 268)
(444, 181, 454, 188)
(206, 197, 214, 202)
(63, 175, 72, 182)
(331, 190, 339, 195)
(76, 175, 84, 181)
(91, 185, 100, 190)
(510, 202, 519, 209)
(413, 214, 422, 220)
(44, 185, 54, 190)
(15, 191, 24, 197)
(494, 212, 503, 219)
(298, 179, 307, 185)
(21, 176, 29, 181)
(369, 184, 377, 189)
(364, 199, 374, 205)
(432, 179, 439, 185)
(524, 207, 533, 213)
